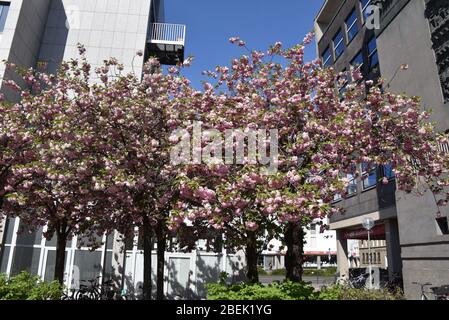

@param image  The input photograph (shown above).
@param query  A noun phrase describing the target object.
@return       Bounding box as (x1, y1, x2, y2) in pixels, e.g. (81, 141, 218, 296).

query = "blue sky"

(164, 0, 324, 89)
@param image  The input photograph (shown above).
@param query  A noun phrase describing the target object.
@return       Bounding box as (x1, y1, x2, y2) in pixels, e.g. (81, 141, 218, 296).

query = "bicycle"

(334, 272, 368, 289)
(76, 276, 116, 300)
(430, 285, 449, 300)
(349, 272, 370, 289)
(412, 282, 449, 300)
(61, 288, 77, 300)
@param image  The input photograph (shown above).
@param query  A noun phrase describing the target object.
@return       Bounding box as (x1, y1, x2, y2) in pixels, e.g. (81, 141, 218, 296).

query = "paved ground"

(259, 275, 335, 290)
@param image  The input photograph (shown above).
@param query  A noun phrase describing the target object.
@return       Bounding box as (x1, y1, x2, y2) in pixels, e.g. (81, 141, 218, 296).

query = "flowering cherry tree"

(87, 56, 194, 299)
(0, 102, 33, 211)
(175, 34, 449, 282)
(1, 33, 448, 294)
(2, 50, 112, 284)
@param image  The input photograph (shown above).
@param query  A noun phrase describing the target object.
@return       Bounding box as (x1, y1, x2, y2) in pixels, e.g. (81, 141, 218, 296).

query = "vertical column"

(317, 255, 321, 270)
(385, 219, 402, 279)
(336, 230, 349, 279)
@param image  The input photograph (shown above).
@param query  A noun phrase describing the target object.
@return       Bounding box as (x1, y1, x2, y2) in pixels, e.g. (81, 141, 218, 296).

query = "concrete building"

(0, 0, 191, 298)
(0, 0, 185, 100)
(314, 0, 401, 287)
(375, 0, 449, 299)
(314, 0, 449, 298)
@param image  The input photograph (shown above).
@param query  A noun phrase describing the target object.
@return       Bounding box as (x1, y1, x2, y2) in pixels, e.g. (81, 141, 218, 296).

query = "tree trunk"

(156, 219, 166, 300)
(54, 231, 67, 285)
(142, 219, 153, 300)
(246, 231, 259, 284)
(285, 221, 304, 282)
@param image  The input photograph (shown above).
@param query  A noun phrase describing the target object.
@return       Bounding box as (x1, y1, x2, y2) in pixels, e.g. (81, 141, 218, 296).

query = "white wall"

(38, 0, 152, 78)
(122, 250, 247, 299)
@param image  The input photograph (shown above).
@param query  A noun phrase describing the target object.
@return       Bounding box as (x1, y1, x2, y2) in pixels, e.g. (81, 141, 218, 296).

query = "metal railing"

(149, 23, 186, 46)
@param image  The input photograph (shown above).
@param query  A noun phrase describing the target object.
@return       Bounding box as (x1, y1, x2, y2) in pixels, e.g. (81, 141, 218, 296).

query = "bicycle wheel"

(75, 289, 88, 300)
(87, 290, 100, 300)
(61, 293, 71, 300)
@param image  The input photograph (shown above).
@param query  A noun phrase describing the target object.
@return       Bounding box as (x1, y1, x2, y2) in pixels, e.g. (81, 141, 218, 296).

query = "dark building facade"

(375, 0, 449, 299)
(315, 0, 449, 299)
(314, 0, 402, 288)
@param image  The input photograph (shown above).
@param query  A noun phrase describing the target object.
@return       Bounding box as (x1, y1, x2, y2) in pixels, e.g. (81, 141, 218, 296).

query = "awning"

(304, 251, 337, 255)
(341, 224, 385, 240)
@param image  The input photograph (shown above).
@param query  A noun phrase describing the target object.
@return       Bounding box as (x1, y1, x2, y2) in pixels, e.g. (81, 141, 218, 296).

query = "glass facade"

(368, 37, 379, 71)
(362, 163, 377, 189)
(322, 46, 333, 67)
(10, 247, 41, 276)
(0, 246, 10, 273)
(0, 2, 10, 32)
(360, 0, 372, 21)
(0, 218, 113, 289)
(346, 8, 359, 42)
(72, 250, 102, 289)
(333, 29, 345, 59)
(351, 50, 364, 69)
(347, 173, 358, 195)
(383, 163, 395, 179)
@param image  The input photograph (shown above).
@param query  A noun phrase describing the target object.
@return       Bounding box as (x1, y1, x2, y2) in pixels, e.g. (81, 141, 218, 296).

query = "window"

(333, 29, 345, 60)
(0, 2, 10, 32)
(382, 163, 395, 180)
(72, 250, 102, 289)
(0, 246, 10, 273)
(10, 247, 41, 276)
(346, 173, 357, 195)
(338, 70, 349, 98)
(351, 51, 364, 70)
(346, 8, 359, 43)
(362, 163, 377, 189)
(333, 170, 357, 201)
(322, 46, 333, 67)
(43, 251, 70, 282)
(367, 37, 379, 71)
(310, 223, 317, 235)
(360, 0, 372, 21)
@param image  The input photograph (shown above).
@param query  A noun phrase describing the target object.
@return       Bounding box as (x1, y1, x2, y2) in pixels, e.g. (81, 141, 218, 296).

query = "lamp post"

(362, 217, 375, 289)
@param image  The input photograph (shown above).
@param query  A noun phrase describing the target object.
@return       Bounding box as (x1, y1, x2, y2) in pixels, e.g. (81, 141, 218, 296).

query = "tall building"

(314, 0, 449, 299)
(314, 0, 400, 286)
(375, 0, 449, 299)
(0, 0, 185, 100)
(0, 0, 187, 297)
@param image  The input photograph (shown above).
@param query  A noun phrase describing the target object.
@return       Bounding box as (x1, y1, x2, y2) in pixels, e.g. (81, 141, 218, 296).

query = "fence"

(121, 250, 247, 299)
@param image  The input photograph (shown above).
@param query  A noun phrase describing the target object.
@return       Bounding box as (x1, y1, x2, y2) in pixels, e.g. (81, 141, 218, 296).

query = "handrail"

(149, 23, 186, 46)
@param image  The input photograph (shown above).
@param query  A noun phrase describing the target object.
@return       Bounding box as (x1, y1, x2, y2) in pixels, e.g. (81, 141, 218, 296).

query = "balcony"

(147, 23, 186, 66)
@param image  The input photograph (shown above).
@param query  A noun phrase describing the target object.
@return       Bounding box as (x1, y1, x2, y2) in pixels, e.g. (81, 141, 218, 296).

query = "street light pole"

(367, 228, 372, 289)
(362, 217, 375, 290)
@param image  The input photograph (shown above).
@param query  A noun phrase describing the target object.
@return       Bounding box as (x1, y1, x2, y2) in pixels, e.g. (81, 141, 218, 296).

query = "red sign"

(341, 224, 385, 240)
(304, 251, 337, 255)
